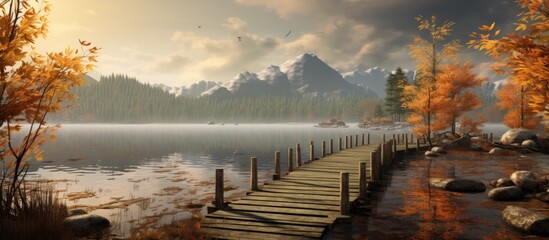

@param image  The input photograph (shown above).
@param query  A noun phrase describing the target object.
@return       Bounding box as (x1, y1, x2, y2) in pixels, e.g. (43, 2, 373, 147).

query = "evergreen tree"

(384, 67, 408, 122)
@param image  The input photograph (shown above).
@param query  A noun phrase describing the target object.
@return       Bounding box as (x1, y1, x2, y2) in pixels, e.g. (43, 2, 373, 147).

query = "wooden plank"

(232, 199, 341, 211)
(202, 218, 326, 233)
(242, 195, 340, 206)
(262, 184, 360, 194)
(202, 227, 317, 240)
(226, 204, 338, 217)
(247, 191, 359, 203)
(209, 210, 337, 225)
(201, 219, 325, 237)
(259, 187, 357, 197)
(205, 212, 328, 228)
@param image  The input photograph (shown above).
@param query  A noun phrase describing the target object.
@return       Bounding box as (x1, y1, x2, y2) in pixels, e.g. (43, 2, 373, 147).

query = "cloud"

(223, 17, 248, 32)
(235, 0, 521, 70)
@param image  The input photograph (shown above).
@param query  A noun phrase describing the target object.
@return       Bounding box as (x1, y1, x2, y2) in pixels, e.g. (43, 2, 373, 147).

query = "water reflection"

(365, 150, 549, 239)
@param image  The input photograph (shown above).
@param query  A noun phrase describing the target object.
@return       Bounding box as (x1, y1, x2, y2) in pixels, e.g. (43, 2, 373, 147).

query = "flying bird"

(198, 25, 202, 29)
(284, 30, 291, 38)
(237, 36, 242, 42)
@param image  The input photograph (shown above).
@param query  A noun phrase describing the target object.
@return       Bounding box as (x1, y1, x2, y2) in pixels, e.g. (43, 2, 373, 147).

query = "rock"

(511, 143, 521, 147)
(510, 171, 539, 193)
(536, 192, 549, 203)
(487, 186, 525, 201)
(448, 136, 471, 149)
(68, 209, 88, 217)
(471, 136, 480, 141)
(501, 206, 549, 236)
(425, 151, 438, 157)
(490, 178, 515, 188)
(500, 128, 537, 145)
(442, 139, 452, 145)
(470, 143, 483, 151)
(63, 214, 110, 237)
(522, 139, 538, 148)
(429, 178, 486, 192)
(431, 146, 447, 154)
(489, 148, 504, 155)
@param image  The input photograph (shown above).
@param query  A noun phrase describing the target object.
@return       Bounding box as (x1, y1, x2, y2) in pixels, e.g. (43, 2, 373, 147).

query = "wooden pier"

(201, 134, 429, 239)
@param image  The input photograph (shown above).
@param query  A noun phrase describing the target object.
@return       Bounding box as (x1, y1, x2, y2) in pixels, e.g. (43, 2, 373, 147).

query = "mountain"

(279, 53, 364, 96)
(342, 66, 416, 98)
(154, 80, 218, 97)
(222, 67, 291, 97)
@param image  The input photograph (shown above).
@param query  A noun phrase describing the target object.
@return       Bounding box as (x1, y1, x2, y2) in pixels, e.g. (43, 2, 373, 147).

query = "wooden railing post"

(369, 151, 376, 182)
(310, 141, 315, 162)
(405, 134, 409, 154)
(215, 169, 224, 209)
(355, 134, 358, 147)
(251, 157, 258, 191)
(416, 138, 420, 151)
(349, 135, 353, 149)
(340, 172, 350, 215)
(346, 136, 349, 149)
(274, 151, 281, 180)
(359, 161, 367, 199)
(322, 140, 326, 157)
(367, 133, 370, 145)
(330, 139, 334, 155)
(392, 134, 397, 158)
(381, 142, 386, 172)
(397, 134, 400, 144)
(362, 133, 365, 146)
(490, 133, 493, 143)
(288, 147, 294, 172)
(383, 134, 386, 144)
(296, 144, 302, 167)
(339, 137, 342, 151)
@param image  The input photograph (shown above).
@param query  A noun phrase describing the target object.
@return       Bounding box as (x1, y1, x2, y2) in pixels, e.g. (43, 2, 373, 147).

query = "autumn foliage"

(469, 0, 548, 132)
(0, 0, 99, 218)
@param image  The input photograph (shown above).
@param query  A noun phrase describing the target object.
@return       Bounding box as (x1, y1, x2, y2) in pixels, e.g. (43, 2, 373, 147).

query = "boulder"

(470, 143, 483, 151)
(431, 146, 447, 154)
(489, 148, 504, 155)
(501, 206, 549, 236)
(448, 136, 471, 149)
(63, 214, 110, 237)
(425, 151, 438, 157)
(489, 178, 515, 188)
(68, 209, 88, 217)
(510, 171, 539, 193)
(522, 140, 538, 148)
(429, 178, 486, 192)
(500, 128, 537, 145)
(442, 139, 452, 145)
(487, 186, 525, 201)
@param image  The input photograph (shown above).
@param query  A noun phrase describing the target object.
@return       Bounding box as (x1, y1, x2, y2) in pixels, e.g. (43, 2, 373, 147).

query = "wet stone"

(431, 146, 447, 154)
(487, 186, 525, 201)
(490, 178, 514, 188)
(425, 151, 438, 157)
(429, 178, 486, 193)
(63, 214, 111, 238)
(501, 205, 549, 236)
(510, 171, 539, 193)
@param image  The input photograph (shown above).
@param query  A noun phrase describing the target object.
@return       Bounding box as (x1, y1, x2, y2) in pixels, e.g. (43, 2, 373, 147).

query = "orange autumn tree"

(469, 0, 548, 132)
(496, 84, 538, 128)
(433, 62, 487, 135)
(0, 0, 99, 217)
(406, 15, 461, 146)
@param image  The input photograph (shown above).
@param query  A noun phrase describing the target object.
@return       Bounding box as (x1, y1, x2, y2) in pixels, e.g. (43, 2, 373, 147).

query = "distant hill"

(341, 66, 416, 98)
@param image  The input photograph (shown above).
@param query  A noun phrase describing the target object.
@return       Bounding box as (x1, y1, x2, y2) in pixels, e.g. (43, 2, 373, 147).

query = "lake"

(23, 123, 541, 238)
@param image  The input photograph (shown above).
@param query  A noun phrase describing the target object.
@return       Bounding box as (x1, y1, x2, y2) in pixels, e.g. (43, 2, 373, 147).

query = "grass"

(0, 181, 73, 240)
(129, 214, 211, 240)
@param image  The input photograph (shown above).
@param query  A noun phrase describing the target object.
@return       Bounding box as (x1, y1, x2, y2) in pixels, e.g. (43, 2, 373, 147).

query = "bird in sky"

(284, 30, 291, 38)
(198, 25, 202, 29)
(237, 36, 242, 42)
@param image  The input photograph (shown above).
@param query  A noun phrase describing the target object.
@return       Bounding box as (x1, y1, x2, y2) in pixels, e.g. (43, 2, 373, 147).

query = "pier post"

(392, 134, 397, 158)
(274, 151, 281, 180)
(369, 151, 376, 183)
(310, 141, 315, 162)
(215, 169, 224, 209)
(367, 133, 370, 145)
(251, 157, 258, 191)
(397, 134, 400, 144)
(355, 134, 358, 147)
(383, 134, 386, 144)
(349, 135, 353, 149)
(339, 137, 342, 151)
(340, 172, 350, 215)
(288, 148, 294, 172)
(322, 140, 326, 157)
(296, 144, 302, 167)
(362, 133, 365, 146)
(416, 138, 420, 152)
(381, 143, 386, 172)
(359, 161, 367, 199)
(330, 139, 334, 155)
(346, 136, 349, 149)
(405, 134, 409, 153)
(490, 133, 493, 143)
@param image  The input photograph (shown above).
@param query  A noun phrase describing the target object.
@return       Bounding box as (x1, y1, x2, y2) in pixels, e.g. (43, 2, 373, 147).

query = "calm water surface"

(25, 123, 533, 238)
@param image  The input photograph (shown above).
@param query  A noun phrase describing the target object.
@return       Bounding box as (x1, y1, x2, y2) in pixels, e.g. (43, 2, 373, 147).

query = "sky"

(36, 0, 521, 87)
